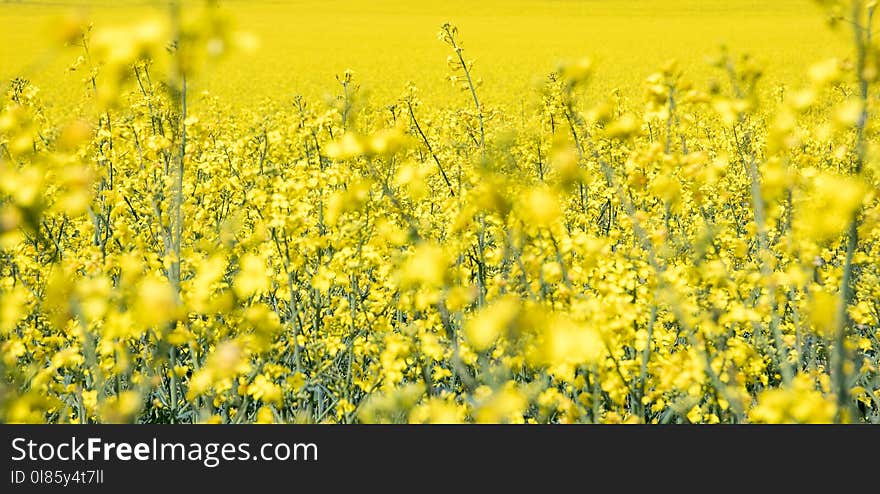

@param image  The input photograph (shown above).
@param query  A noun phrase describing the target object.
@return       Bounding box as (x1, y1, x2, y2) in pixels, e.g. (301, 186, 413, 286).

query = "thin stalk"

(443, 25, 485, 155)
(406, 100, 455, 196)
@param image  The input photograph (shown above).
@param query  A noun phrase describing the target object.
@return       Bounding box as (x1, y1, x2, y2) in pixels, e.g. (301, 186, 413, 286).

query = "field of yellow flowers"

(0, 0, 879, 424)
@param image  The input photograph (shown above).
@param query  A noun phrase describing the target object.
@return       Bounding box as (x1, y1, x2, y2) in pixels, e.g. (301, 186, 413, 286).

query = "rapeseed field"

(0, 0, 878, 424)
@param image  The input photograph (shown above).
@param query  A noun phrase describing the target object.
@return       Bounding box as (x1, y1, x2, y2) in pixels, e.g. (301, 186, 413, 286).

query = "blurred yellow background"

(0, 0, 848, 107)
